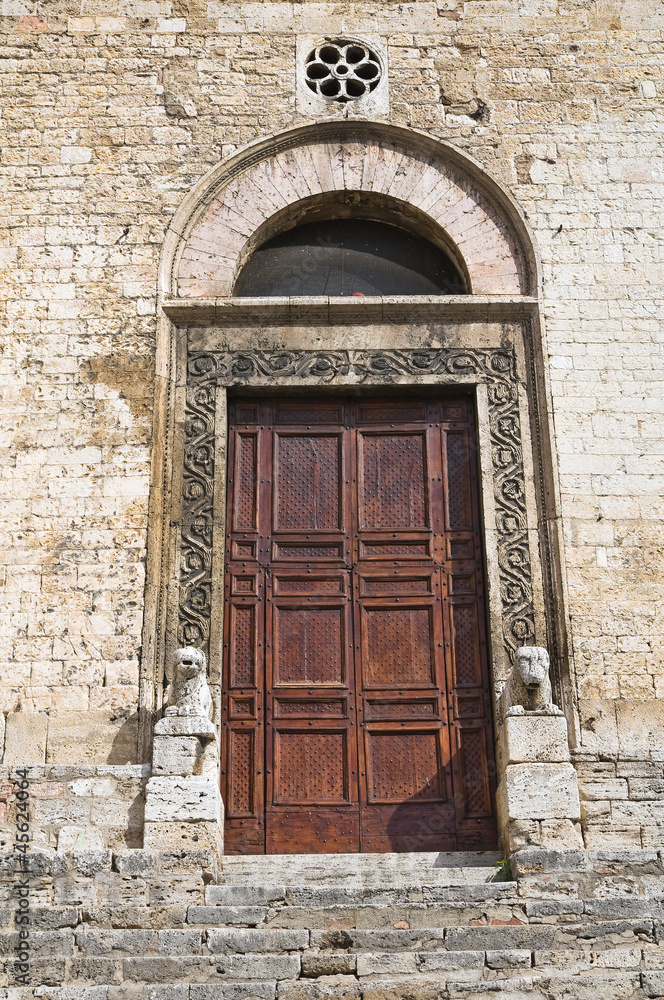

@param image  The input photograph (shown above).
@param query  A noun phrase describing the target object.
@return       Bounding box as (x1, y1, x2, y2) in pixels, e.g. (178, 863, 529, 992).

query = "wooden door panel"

(228, 603, 258, 687)
(358, 537, 433, 560)
(232, 432, 259, 531)
(448, 601, 484, 688)
(442, 428, 474, 531)
(273, 432, 343, 532)
(273, 731, 350, 803)
(365, 730, 445, 802)
(273, 605, 346, 685)
(358, 431, 429, 529)
(226, 728, 256, 816)
(265, 406, 357, 852)
(272, 539, 345, 562)
(223, 416, 265, 853)
(360, 604, 437, 688)
(223, 395, 498, 854)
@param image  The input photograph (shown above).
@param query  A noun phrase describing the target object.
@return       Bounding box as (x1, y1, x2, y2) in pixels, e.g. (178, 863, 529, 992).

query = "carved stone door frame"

(141, 126, 576, 842)
(154, 305, 552, 740)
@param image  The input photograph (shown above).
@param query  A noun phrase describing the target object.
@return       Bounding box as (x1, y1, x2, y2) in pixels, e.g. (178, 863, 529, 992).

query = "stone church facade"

(0, 0, 663, 996)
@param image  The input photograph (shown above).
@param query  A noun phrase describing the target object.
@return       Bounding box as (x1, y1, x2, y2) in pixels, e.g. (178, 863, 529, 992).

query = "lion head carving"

(503, 645, 562, 717)
(164, 646, 212, 719)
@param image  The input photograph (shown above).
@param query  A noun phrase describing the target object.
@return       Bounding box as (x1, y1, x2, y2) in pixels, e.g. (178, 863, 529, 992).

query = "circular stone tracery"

(305, 40, 381, 103)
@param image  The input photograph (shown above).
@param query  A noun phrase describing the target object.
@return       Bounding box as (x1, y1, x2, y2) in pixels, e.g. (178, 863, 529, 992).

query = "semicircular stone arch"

(171, 123, 533, 298)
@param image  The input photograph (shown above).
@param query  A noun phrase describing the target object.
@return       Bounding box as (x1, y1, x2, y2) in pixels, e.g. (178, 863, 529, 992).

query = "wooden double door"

(222, 395, 497, 854)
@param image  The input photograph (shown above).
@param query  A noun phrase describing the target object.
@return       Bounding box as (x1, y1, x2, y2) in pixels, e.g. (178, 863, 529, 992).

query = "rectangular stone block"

(207, 886, 286, 905)
(144, 776, 221, 823)
(3, 712, 48, 764)
(214, 954, 301, 980)
(642, 972, 664, 997)
(417, 951, 484, 972)
(191, 987, 276, 1000)
(158, 928, 204, 953)
(540, 818, 584, 848)
(301, 954, 357, 977)
(446, 925, 556, 951)
(498, 714, 570, 765)
(486, 949, 532, 969)
(356, 952, 418, 976)
(152, 735, 204, 776)
(208, 929, 308, 953)
(498, 763, 581, 822)
(46, 711, 138, 765)
(188, 906, 268, 926)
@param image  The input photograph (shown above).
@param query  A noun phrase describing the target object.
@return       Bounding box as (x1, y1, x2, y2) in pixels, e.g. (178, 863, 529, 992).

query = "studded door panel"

(223, 397, 497, 854)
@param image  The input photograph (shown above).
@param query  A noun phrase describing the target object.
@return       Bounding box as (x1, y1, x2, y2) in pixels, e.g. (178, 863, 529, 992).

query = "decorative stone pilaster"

(496, 647, 582, 852)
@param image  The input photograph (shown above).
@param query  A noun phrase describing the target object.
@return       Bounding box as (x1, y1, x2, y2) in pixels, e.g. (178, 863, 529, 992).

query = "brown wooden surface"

(222, 396, 497, 854)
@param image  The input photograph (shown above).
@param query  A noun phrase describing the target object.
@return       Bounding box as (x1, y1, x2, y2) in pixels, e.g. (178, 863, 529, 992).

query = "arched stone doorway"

(142, 122, 572, 855)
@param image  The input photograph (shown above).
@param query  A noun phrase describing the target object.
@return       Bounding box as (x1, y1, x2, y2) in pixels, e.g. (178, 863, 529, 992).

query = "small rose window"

(305, 40, 382, 103)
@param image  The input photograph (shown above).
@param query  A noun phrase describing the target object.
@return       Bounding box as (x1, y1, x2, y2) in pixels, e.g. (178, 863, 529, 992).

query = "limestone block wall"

(0, 766, 147, 851)
(0, 0, 662, 846)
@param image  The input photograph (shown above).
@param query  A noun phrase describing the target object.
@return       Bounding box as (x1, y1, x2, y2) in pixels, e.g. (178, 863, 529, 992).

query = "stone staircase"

(2, 847, 664, 998)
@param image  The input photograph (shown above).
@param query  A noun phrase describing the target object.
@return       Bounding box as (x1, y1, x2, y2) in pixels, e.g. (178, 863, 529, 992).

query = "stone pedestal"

(144, 716, 223, 857)
(497, 714, 582, 852)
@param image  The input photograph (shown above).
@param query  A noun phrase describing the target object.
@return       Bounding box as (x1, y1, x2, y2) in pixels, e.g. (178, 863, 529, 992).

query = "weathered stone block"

(152, 735, 204, 776)
(46, 712, 138, 765)
(485, 949, 532, 969)
(498, 763, 581, 822)
(417, 951, 484, 971)
(301, 955, 357, 978)
(642, 971, 664, 997)
(356, 952, 417, 976)
(540, 818, 584, 849)
(143, 820, 222, 853)
(207, 886, 286, 906)
(277, 975, 361, 1000)
(113, 850, 158, 876)
(57, 825, 105, 850)
(446, 925, 556, 951)
(3, 712, 48, 765)
(505, 818, 541, 849)
(498, 714, 570, 766)
(144, 776, 221, 823)
(191, 987, 276, 1000)
(583, 823, 644, 849)
(70, 849, 113, 876)
(187, 905, 268, 926)
(215, 954, 301, 980)
(154, 716, 216, 738)
(158, 928, 204, 953)
(208, 929, 308, 953)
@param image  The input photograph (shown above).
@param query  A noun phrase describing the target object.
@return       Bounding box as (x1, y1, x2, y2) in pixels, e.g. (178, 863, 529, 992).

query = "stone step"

(189, 900, 527, 929)
(7, 974, 658, 1000)
(5, 914, 657, 962)
(220, 851, 504, 887)
(205, 881, 519, 907)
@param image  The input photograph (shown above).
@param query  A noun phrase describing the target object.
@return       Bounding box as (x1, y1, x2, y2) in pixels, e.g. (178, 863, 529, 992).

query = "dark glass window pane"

(234, 219, 466, 296)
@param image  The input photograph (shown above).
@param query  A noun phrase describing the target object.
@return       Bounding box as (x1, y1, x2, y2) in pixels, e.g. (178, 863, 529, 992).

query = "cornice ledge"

(161, 295, 539, 325)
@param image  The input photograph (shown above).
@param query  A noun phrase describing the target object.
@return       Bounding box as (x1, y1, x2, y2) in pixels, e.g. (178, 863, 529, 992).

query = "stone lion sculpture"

(164, 646, 212, 719)
(503, 645, 563, 717)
